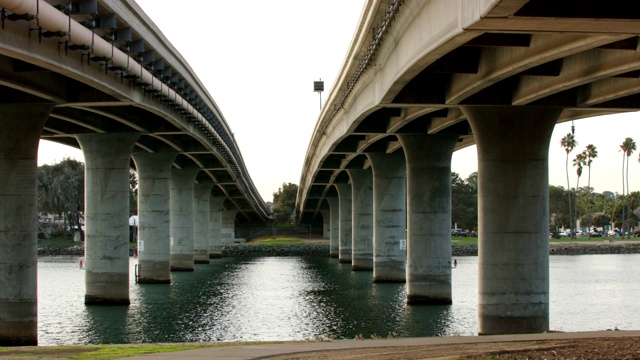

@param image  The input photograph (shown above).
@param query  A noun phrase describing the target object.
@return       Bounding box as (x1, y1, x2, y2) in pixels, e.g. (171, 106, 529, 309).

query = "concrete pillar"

(367, 152, 407, 283)
(347, 168, 373, 271)
(77, 133, 139, 305)
(194, 181, 214, 264)
(221, 209, 237, 244)
(170, 167, 199, 271)
(398, 134, 458, 304)
(462, 105, 560, 335)
(0, 104, 53, 346)
(209, 196, 225, 258)
(327, 196, 339, 258)
(131, 152, 176, 284)
(321, 210, 330, 239)
(335, 183, 353, 264)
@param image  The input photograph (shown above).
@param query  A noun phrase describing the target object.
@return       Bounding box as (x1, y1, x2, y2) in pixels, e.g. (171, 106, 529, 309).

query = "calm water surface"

(37, 254, 640, 345)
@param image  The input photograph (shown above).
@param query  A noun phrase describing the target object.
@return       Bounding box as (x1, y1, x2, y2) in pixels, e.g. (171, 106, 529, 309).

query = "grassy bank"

(0, 342, 276, 359)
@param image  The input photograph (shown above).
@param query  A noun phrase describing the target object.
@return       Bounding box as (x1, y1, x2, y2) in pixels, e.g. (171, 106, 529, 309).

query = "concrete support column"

(367, 152, 407, 283)
(327, 196, 339, 258)
(193, 181, 214, 264)
(462, 106, 560, 335)
(335, 183, 353, 264)
(209, 196, 225, 258)
(321, 210, 330, 239)
(77, 133, 139, 305)
(347, 168, 373, 271)
(0, 104, 53, 346)
(132, 152, 176, 284)
(170, 167, 199, 271)
(221, 209, 237, 244)
(398, 134, 458, 304)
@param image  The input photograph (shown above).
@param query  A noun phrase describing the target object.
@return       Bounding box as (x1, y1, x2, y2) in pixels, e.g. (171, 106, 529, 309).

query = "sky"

(38, 1, 639, 202)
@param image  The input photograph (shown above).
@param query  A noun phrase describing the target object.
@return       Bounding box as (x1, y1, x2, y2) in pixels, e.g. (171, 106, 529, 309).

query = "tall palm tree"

(584, 144, 598, 237)
(573, 152, 586, 235)
(561, 133, 577, 237)
(620, 137, 636, 238)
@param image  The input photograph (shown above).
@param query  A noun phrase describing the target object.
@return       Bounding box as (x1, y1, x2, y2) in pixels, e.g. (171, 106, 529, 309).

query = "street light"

(314, 79, 324, 110)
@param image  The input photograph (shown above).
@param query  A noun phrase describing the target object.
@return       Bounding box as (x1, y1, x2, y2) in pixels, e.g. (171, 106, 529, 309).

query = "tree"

(272, 183, 298, 227)
(620, 137, 636, 238)
(549, 185, 569, 234)
(573, 151, 586, 233)
(451, 172, 478, 231)
(129, 169, 138, 216)
(37, 158, 85, 240)
(560, 133, 577, 237)
(584, 144, 598, 236)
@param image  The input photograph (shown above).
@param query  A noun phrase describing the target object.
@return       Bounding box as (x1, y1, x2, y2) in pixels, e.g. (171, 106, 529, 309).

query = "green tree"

(129, 169, 138, 216)
(37, 158, 85, 240)
(560, 133, 577, 237)
(584, 144, 598, 236)
(451, 172, 478, 231)
(549, 185, 569, 234)
(573, 151, 586, 233)
(272, 183, 298, 227)
(620, 137, 636, 237)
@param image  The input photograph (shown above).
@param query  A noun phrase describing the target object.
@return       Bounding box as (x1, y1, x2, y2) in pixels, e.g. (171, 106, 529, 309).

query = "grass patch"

(255, 237, 304, 245)
(38, 237, 79, 250)
(0, 342, 276, 359)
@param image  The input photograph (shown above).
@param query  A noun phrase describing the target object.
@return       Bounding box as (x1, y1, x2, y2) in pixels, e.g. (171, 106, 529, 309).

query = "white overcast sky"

(38, 1, 639, 201)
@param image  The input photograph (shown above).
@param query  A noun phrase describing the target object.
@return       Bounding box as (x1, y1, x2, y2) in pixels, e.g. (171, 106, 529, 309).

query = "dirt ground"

(266, 336, 640, 359)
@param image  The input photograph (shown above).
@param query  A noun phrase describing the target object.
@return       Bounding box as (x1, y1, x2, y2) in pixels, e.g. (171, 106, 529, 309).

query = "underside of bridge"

(0, 0, 269, 223)
(299, 0, 640, 224)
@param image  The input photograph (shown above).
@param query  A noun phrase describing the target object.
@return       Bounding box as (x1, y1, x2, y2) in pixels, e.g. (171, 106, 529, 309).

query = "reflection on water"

(37, 254, 640, 345)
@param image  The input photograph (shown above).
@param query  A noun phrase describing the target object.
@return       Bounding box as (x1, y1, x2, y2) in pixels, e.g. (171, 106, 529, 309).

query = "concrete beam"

(398, 134, 458, 304)
(462, 105, 560, 335)
(367, 152, 407, 283)
(132, 152, 177, 284)
(77, 133, 139, 305)
(0, 104, 53, 346)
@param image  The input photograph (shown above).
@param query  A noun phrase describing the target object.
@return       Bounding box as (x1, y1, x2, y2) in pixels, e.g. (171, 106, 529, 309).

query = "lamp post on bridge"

(314, 79, 324, 110)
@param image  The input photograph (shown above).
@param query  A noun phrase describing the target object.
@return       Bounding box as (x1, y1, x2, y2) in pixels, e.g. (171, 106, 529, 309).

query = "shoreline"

(36, 240, 640, 257)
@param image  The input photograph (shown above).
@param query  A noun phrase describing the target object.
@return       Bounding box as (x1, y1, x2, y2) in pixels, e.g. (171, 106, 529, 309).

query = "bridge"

(0, 0, 271, 345)
(297, 0, 640, 336)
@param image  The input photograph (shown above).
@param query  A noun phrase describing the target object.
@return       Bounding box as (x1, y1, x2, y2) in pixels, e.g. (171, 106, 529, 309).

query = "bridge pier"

(132, 152, 176, 284)
(77, 133, 139, 305)
(221, 209, 237, 244)
(463, 106, 560, 335)
(321, 210, 330, 239)
(335, 183, 353, 264)
(209, 196, 225, 258)
(347, 169, 373, 271)
(194, 181, 214, 264)
(327, 197, 339, 258)
(170, 167, 199, 271)
(367, 152, 407, 283)
(0, 104, 53, 345)
(398, 134, 458, 304)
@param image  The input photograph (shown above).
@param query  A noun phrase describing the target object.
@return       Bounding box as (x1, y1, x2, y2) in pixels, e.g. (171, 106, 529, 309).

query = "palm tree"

(620, 137, 636, 238)
(573, 152, 586, 235)
(561, 133, 577, 237)
(584, 144, 598, 237)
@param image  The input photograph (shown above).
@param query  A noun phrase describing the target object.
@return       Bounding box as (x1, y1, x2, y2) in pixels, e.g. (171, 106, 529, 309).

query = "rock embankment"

(37, 241, 640, 257)
(452, 242, 640, 256)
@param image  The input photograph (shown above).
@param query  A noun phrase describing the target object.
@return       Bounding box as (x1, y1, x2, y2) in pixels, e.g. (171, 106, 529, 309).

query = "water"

(37, 254, 640, 345)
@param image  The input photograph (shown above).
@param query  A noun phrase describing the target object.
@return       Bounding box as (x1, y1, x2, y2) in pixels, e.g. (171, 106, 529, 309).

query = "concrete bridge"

(297, 0, 640, 336)
(0, 0, 270, 345)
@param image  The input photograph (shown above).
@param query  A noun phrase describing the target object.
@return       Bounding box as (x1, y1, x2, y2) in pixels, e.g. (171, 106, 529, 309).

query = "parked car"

(451, 229, 468, 237)
(590, 230, 602, 238)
